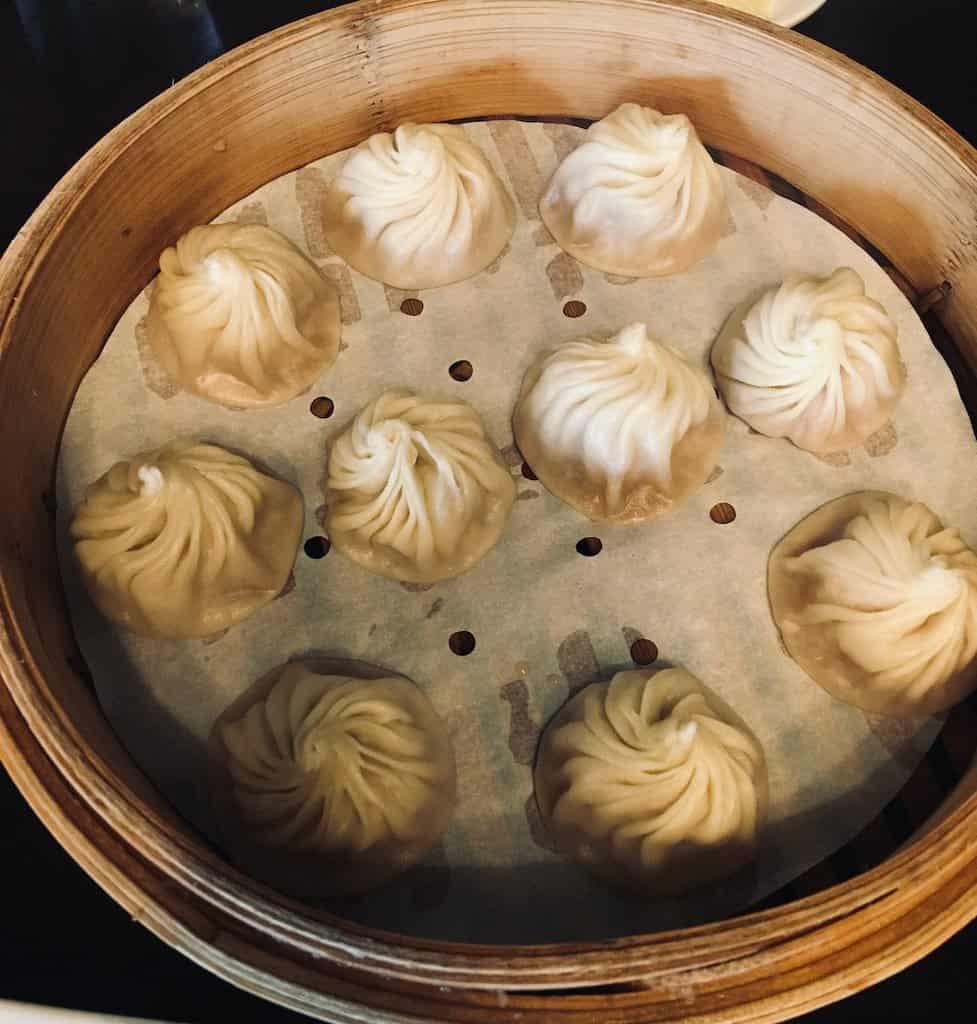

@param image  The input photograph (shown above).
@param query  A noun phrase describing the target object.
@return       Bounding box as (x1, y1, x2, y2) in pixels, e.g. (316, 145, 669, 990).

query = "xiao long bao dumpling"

(513, 322, 725, 523)
(323, 123, 516, 289)
(210, 660, 456, 896)
(535, 668, 768, 895)
(711, 268, 906, 454)
(325, 390, 516, 583)
(70, 440, 303, 638)
(148, 223, 341, 409)
(539, 102, 730, 278)
(769, 492, 977, 717)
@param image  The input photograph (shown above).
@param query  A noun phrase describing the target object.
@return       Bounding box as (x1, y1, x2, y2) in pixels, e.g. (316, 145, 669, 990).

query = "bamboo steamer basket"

(3, 1, 977, 1020)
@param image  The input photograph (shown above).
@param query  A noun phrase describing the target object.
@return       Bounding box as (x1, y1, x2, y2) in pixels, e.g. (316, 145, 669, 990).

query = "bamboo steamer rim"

(2, 1, 977, 1020)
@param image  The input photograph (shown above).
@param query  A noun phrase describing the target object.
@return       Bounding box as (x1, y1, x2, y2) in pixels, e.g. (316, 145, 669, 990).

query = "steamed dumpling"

(539, 103, 729, 278)
(513, 322, 725, 522)
(210, 660, 456, 896)
(148, 223, 341, 409)
(326, 390, 516, 582)
(323, 123, 516, 289)
(535, 668, 767, 894)
(70, 440, 303, 638)
(711, 268, 906, 453)
(769, 492, 977, 716)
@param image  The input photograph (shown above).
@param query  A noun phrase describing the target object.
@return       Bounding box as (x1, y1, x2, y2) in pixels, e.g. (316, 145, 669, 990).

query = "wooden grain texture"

(2, 1, 977, 1022)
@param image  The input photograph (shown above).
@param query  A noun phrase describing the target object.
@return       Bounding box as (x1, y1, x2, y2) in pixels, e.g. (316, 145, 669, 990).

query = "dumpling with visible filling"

(210, 658, 457, 896)
(539, 102, 729, 278)
(324, 123, 516, 289)
(769, 491, 977, 716)
(513, 322, 725, 522)
(70, 440, 303, 638)
(325, 390, 516, 582)
(534, 667, 767, 894)
(148, 223, 341, 409)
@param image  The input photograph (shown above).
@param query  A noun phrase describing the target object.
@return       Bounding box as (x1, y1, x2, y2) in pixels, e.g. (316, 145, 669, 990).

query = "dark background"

(1, 1, 976, 1021)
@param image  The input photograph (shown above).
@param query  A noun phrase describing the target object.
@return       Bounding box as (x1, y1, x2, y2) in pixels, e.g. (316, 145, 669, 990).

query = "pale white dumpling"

(148, 223, 341, 409)
(210, 660, 456, 896)
(324, 123, 516, 289)
(535, 668, 767, 894)
(539, 103, 729, 277)
(769, 492, 977, 716)
(513, 323, 725, 522)
(70, 441, 303, 638)
(712, 268, 906, 453)
(326, 390, 516, 582)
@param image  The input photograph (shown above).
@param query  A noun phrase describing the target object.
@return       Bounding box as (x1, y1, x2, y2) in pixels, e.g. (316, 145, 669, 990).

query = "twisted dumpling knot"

(324, 122, 515, 289)
(539, 103, 729, 277)
(712, 268, 906, 452)
(513, 322, 724, 522)
(326, 390, 515, 582)
(535, 668, 767, 893)
(71, 440, 303, 637)
(149, 223, 341, 409)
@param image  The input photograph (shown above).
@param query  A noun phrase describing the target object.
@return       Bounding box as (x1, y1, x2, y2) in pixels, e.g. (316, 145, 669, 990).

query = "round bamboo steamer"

(2, 1, 977, 1020)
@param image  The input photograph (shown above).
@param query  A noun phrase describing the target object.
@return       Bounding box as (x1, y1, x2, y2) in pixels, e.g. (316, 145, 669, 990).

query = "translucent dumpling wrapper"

(539, 102, 729, 278)
(769, 492, 977, 717)
(535, 668, 768, 895)
(148, 223, 341, 409)
(210, 659, 457, 896)
(325, 390, 516, 583)
(323, 123, 516, 290)
(711, 268, 906, 453)
(513, 322, 725, 523)
(70, 440, 303, 638)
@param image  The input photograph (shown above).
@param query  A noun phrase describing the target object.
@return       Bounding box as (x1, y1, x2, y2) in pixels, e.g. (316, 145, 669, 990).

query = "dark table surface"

(2, 1, 976, 1021)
